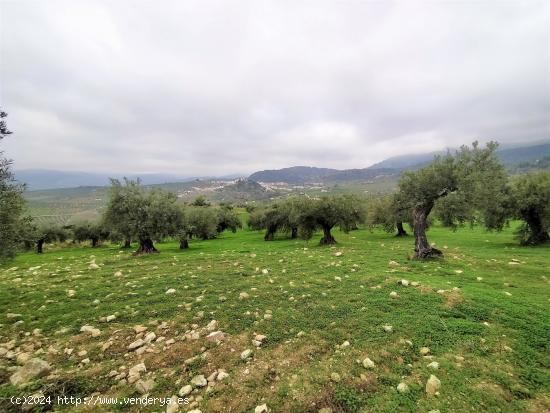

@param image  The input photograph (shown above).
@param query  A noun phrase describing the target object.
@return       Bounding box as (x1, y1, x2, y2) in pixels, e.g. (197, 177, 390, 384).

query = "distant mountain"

(249, 166, 340, 184)
(248, 142, 550, 183)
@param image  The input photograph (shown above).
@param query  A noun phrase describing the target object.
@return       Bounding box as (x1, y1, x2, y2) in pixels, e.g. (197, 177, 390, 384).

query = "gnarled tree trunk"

(413, 203, 442, 259)
(36, 239, 44, 254)
(291, 227, 298, 239)
(91, 237, 99, 248)
(320, 225, 336, 245)
(136, 237, 158, 254)
(395, 222, 408, 237)
(179, 238, 189, 249)
(123, 238, 132, 248)
(523, 209, 550, 245)
(264, 225, 277, 241)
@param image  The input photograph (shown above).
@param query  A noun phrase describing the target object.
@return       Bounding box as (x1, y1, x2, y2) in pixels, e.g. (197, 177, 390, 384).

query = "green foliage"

(216, 206, 242, 233)
(185, 207, 218, 240)
(0, 158, 33, 262)
(191, 195, 210, 206)
(367, 194, 411, 233)
(298, 194, 367, 243)
(0, 109, 34, 262)
(509, 172, 550, 245)
(103, 179, 182, 251)
(72, 221, 110, 247)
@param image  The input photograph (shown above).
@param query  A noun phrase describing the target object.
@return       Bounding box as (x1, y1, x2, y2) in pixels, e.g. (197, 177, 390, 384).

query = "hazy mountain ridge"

(16, 142, 550, 190)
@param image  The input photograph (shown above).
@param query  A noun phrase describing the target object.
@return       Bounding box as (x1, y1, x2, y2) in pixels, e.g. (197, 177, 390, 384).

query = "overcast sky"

(1, 0, 549, 176)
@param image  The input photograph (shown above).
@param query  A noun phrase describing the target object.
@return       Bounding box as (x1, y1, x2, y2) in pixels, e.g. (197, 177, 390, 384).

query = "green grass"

(1, 224, 549, 412)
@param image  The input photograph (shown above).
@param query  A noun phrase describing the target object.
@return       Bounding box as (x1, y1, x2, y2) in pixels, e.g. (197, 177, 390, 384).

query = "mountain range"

(15, 142, 550, 190)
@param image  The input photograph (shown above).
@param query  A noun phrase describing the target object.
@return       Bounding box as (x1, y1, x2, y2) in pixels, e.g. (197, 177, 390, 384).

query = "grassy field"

(0, 223, 549, 412)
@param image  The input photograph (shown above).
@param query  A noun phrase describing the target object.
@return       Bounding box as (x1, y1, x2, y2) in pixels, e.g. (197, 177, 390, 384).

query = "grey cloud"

(1, 0, 549, 176)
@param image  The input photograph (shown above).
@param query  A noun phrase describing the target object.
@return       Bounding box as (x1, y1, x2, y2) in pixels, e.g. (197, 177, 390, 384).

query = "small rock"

(217, 371, 229, 381)
(135, 378, 155, 394)
(10, 358, 51, 387)
(383, 325, 393, 333)
(330, 372, 341, 382)
(397, 382, 409, 393)
(419, 347, 430, 355)
(166, 395, 180, 413)
(389, 291, 398, 298)
(427, 361, 439, 370)
(206, 320, 218, 332)
(80, 325, 101, 337)
(240, 349, 253, 360)
(425, 374, 441, 396)
(190, 374, 207, 388)
(178, 384, 193, 396)
(128, 339, 145, 351)
(255, 404, 269, 413)
(362, 357, 375, 369)
(206, 331, 225, 342)
(166, 288, 176, 295)
(239, 292, 249, 300)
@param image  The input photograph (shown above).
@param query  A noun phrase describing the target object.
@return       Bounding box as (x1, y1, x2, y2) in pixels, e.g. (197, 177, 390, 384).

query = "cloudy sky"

(1, 0, 549, 176)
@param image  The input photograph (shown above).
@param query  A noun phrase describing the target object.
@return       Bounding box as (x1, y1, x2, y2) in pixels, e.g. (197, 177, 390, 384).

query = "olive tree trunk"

(36, 239, 44, 254)
(179, 238, 189, 249)
(291, 227, 298, 239)
(524, 209, 550, 245)
(395, 222, 408, 237)
(264, 225, 277, 241)
(91, 237, 99, 248)
(123, 238, 132, 248)
(136, 237, 158, 254)
(413, 204, 442, 259)
(320, 225, 336, 245)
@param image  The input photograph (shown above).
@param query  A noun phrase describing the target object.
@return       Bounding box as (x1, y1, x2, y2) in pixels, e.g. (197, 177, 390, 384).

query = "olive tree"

(216, 206, 242, 234)
(30, 224, 68, 254)
(72, 222, 110, 247)
(367, 194, 411, 236)
(247, 198, 306, 241)
(398, 141, 508, 259)
(185, 207, 218, 240)
(298, 195, 366, 245)
(0, 109, 34, 262)
(103, 179, 181, 253)
(509, 172, 550, 245)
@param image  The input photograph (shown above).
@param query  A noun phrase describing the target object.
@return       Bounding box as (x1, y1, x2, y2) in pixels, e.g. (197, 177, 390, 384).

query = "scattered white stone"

(166, 395, 180, 413)
(362, 357, 375, 369)
(261, 269, 269, 274)
(10, 358, 52, 387)
(427, 361, 440, 370)
(420, 347, 431, 356)
(178, 384, 193, 396)
(398, 279, 409, 286)
(217, 370, 229, 381)
(334, 252, 343, 257)
(397, 382, 409, 393)
(190, 374, 207, 388)
(389, 291, 398, 298)
(425, 374, 441, 396)
(240, 349, 253, 360)
(128, 339, 145, 351)
(135, 378, 155, 394)
(206, 320, 218, 332)
(239, 292, 249, 300)
(255, 404, 269, 413)
(206, 331, 225, 342)
(89, 263, 100, 270)
(476, 277, 483, 281)
(114, 271, 123, 277)
(330, 372, 341, 382)
(383, 325, 393, 333)
(166, 288, 176, 295)
(80, 325, 101, 337)
(106, 315, 116, 322)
